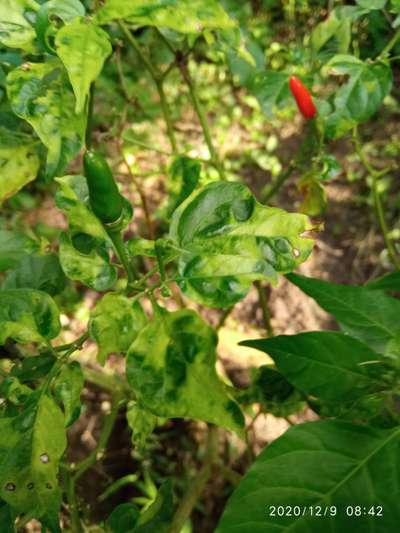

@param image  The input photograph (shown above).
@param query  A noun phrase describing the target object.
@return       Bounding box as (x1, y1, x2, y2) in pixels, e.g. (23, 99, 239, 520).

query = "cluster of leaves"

(1, 0, 400, 532)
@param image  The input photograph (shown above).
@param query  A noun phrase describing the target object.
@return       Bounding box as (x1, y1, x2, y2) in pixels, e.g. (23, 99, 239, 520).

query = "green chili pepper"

(83, 150, 124, 224)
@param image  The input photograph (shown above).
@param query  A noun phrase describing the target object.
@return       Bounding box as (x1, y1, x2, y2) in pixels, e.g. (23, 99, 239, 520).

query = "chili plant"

(1, 1, 400, 532)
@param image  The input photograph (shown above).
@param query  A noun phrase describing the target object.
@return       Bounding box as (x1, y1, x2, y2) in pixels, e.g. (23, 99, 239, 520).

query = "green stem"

(107, 228, 137, 282)
(73, 392, 123, 482)
(255, 281, 273, 337)
(62, 465, 83, 533)
(379, 28, 400, 58)
(83, 366, 132, 397)
(99, 473, 139, 502)
(179, 63, 225, 180)
(261, 162, 295, 203)
(85, 84, 95, 149)
(119, 21, 178, 153)
(54, 332, 90, 353)
(353, 127, 400, 270)
(169, 425, 219, 533)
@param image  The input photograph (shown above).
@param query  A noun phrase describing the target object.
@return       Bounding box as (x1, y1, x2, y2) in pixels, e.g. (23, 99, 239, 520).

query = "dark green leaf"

(365, 271, 400, 291)
(249, 70, 290, 117)
(170, 182, 314, 308)
(217, 421, 400, 532)
(325, 55, 392, 138)
(242, 332, 388, 402)
(3, 254, 67, 296)
(107, 502, 140, 533)
(0, 289, 61, 345)
(134, 480, 173, 532)
(126, 307, 245, 436)
(11, 354, 56, 383)
(287, 273, 400, 353)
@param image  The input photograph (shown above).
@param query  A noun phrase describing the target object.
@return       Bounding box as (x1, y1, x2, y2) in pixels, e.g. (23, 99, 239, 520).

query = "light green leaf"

(325, 55, 392, 138)
(0, 0, 38, 50)
(3, 254, 67, 296)
(0, 289, 61, 345)
(96, 0, 235, 33)
(0, 230, 39, 272)
(126, 401, 158, 451)
(242, 332, 388, 403)
(6, 60, 86, 177)
(0, 144, 40, 203)
(126, 307, 245, 437)
(0, 391, 66, 529)
(59, 231, 117, 291)
(311, 8, 351, 60)
(54, 361, 84, 426)
(55, 18, 112, 113)
(217, 421, 400, 532)
(170, 182, 314, 308)
(90, 293, 147, 365)
(356, 0, 387, 9)
(287, 273, 400, 353)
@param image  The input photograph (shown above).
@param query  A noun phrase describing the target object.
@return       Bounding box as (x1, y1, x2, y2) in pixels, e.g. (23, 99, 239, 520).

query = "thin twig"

(353, 127, 400, 270)
(169, 425, 219, 533)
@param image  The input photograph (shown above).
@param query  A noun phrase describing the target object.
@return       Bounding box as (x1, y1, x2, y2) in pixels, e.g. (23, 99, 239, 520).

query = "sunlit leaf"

(6, 60, 86, 177)
(0, 289, 61, 345)
(90, 293, 147, 365)
(0, 144, 40, 203)
(127, 307, 245, 436)
(96, 0, 235, 33)
(170, 182, 315, 308)
(55, 18, 112, 113)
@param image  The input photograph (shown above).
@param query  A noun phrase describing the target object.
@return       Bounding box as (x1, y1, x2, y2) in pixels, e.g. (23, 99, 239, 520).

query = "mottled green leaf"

(3, 254, 67, 296)
(55, 175, 117, 291)
(6, 60, 86, 177)
(0, 0, 38, 51)
(287, 273, 400, 354)
(96, 0, 235, 33)
(0, 289, 61, 345)
(170, 182, 314, 308)
(0, 144, 40, 203)
(127, 401, 159, 451)
(0, 391, 66, 529)
(0, 230, 39, 272)
(59, 231, 117, 291)
(127, 308, 245, 436)
(242, 332, 388, 403)
(55, 18, 112, 113)
(325, 55, 392, 138)
(217, 421, 400, 533)
(90, 293, 147, 365)
(163, 156, 201, 219)
(54, 361, 84, 427)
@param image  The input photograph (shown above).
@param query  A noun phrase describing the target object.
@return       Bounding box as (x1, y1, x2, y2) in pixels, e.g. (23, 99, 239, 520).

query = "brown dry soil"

(23, 111, 397, 532)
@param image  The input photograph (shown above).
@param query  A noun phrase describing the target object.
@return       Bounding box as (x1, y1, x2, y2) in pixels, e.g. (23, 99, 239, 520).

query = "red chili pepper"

(289, 76, 317, 120)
